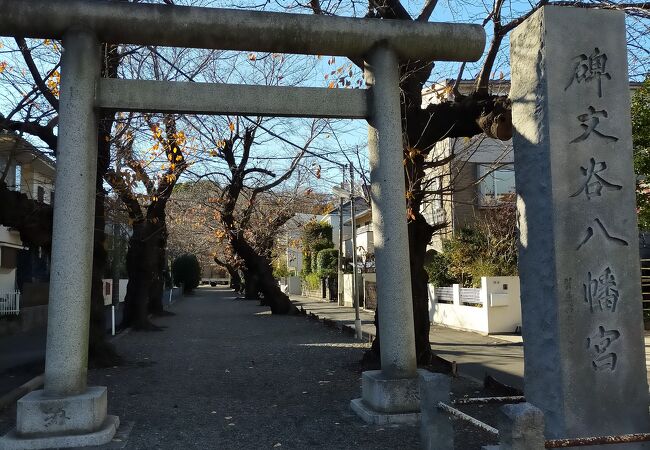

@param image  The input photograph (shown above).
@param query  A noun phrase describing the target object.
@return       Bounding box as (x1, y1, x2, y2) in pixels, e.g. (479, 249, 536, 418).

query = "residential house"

(342, 207, 374, 269)
(420, 80, 515, 252)
(0, 134, 55, 295)
(421, 79, 643, 251)
(323, 197, 370, 265)
(283, 212, 325, 275)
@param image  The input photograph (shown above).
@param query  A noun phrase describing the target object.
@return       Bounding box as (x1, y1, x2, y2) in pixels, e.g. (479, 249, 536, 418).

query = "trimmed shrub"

(301, 221, 334, 277)
(317, 248, 338, 278)
(172, 253, 201, 293)
(304, 272, 321, 291)
(301, 251, 312, 277)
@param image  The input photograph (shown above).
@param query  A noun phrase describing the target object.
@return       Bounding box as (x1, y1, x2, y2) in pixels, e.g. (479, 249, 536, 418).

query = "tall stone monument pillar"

(511, 6, 649, 442)
(350, 45, 422, 424)
(0, 30, 119, 449)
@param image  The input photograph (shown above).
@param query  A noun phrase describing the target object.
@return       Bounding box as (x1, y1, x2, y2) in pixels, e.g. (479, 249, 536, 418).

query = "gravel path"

(0, 286, 501, 449)
(94, 287, 421, 449)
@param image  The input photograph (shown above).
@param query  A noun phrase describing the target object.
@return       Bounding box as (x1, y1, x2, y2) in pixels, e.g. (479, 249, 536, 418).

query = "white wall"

(342, 273, 362, 307)
(0, 227, 23, 293)
(20, 160, 55, 204)
(279, 276, 301, 295)
(356, 229, 374, 255)
(428, 276, 522, 335)
(484, 276, 521, 334)
(0, 265, 17, 293)
(433, 302, 490, 334)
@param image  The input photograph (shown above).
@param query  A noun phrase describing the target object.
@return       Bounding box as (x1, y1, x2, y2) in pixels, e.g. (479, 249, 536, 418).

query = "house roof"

(0, 133, 56, 172)
(343, 207, 372, 226)
(325, 196, 368, 216)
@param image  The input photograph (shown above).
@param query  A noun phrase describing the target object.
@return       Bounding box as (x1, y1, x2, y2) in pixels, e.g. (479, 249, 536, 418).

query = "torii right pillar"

(511, 6, 649, 445)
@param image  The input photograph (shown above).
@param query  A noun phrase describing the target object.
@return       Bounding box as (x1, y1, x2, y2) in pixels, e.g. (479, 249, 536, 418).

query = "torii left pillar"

(0, 30, 119, 449)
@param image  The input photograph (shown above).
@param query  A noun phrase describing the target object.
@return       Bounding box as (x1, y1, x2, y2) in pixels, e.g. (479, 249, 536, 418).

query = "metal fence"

(460, 287, 482, 306)
(435, 287, 454, 304)
(0, 290, 20, 315)
(641, 259, 650, 318)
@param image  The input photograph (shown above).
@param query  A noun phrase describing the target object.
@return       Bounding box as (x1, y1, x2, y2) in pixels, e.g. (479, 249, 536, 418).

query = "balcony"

(355, 224, 373, 235)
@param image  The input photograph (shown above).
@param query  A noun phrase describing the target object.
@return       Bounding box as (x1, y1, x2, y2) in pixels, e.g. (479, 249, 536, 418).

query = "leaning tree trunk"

(214, 257, 242, 292)
(230, 235, 297, 314)
(243, 268, 260, 300)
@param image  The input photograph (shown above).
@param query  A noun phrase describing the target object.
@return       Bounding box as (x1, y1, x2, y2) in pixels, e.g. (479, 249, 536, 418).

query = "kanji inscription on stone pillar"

(511, 6, 649, 443)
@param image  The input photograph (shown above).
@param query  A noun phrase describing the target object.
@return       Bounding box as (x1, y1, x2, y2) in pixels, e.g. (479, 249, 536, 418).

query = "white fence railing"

(435, 287, 454, 304)
(0, 290, 20, 315)
(460, 287, 482, 305)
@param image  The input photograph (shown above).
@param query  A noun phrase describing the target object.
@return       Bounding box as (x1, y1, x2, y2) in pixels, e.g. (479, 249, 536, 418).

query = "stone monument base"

(350, 369, 425, 425)
(0, 386, 119, 449)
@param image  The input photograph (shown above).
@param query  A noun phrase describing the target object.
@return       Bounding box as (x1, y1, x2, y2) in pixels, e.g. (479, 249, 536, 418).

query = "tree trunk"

(231, 235, 297, 314)
(122, 222, 161, 330)
(243, 268, 260, 300)
(214, 257, 242, 292)
(148, 220, 171, 316)
(408, 213, 436, 365)
(229, 269, 242, 292)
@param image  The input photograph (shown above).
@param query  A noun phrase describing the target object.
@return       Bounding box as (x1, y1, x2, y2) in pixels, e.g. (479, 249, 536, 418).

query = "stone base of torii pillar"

(351, 370, 430, 425)
(0, 388, 119, 449)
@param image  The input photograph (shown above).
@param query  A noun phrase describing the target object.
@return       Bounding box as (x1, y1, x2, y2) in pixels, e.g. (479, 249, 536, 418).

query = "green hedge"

(172, 253, 201, 292)
(304, 272, 321, 291)
(317, 248, 338, 278)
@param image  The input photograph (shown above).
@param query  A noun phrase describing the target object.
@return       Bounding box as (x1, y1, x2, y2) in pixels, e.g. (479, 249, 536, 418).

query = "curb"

(302, 307, 374, 343)
(0, 374, 44, 411)
(297, 302, 521, 392)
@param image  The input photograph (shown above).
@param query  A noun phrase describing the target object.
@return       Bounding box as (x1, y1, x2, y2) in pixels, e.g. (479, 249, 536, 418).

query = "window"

(477, 164, 516, 204)
(14, 165, 21, 192)
(0, 247, 18, 269)
(37, 186, 45, 203)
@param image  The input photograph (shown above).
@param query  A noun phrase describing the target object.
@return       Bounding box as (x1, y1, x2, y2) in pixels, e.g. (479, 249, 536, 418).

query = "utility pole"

(110, 197, 120, 336)
(350, 163, 362, 340)
(337, 166, 344, 305)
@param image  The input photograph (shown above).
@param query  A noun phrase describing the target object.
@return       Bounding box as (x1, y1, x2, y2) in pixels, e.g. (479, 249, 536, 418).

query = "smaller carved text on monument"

(586, 326, 621, 371)
(570, 106, 619, 143)
(570, 158, 622, 200)
(576, 218, 629, 250)
(583, 267, 619, 312)
(43, 408, 69, 428)
(565, 48, 611, 98)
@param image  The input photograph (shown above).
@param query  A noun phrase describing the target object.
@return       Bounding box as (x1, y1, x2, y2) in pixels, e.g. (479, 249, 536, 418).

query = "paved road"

(0, 327, 45, 396)
(292, 296, 526, 389)
(291, 296, 650, 389)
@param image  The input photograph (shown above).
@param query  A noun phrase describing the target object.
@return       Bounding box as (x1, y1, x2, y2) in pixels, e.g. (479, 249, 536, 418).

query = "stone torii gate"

(0, 1, 484, 447)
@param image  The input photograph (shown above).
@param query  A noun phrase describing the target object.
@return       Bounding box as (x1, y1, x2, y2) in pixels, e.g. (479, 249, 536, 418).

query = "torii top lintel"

(0, 0, 485, 62)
